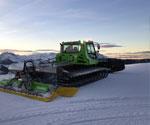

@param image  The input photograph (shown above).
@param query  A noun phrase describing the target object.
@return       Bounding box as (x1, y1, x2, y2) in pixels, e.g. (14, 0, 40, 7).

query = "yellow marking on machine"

(56, 87, 78, 97)
(0, 86, 78, 102)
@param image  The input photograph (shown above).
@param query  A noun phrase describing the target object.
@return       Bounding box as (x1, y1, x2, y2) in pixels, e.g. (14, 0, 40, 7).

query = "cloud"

(35, 49, 59, 52)
(0, 49, 33, 53)
(132, 51, 150, 54)
(0, 49, 59, 54)
(100, 43, 122, 48)
(104, 51, 150, 59)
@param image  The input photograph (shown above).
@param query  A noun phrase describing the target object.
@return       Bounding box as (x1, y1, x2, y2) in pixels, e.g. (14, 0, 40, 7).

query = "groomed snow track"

(0, 63, 150, 125)
(0, 96, 149, 125)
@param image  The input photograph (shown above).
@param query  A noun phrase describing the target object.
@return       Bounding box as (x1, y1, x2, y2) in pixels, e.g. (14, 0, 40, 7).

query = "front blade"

(0, 87, 58, 102)
(0, 80, 78, 102)
(56, 87, 78, 97)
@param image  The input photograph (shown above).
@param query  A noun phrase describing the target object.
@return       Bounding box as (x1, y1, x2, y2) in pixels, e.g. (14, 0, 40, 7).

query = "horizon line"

(0, 49, 150, 54)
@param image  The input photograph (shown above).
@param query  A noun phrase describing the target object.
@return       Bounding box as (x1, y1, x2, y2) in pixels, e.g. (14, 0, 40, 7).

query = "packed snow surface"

(0, 63, 149, 125)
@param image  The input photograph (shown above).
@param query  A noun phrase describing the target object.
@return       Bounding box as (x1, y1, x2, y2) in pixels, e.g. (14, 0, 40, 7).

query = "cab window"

(62, 44, 81, 53)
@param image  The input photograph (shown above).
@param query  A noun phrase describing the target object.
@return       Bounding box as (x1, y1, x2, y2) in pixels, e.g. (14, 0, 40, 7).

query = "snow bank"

(0, 63, 149, 125)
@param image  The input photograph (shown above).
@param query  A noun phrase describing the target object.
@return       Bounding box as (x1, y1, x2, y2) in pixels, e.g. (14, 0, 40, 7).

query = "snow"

(0, 52, 24, 63)
(0, 52, 56, 74)
(26, 53, 56, 61)
(0, 63, 149, 125)
(8, 62, 24, 71)
(0, 52, 56, 63)
(0, 73, 15, 81)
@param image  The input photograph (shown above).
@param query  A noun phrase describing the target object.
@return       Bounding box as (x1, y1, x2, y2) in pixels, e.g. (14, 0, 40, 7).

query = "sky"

(0, 0, 149, 55)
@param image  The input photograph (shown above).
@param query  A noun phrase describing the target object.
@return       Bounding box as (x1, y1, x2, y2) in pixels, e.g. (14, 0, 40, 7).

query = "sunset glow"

(0, 0, 149, 58)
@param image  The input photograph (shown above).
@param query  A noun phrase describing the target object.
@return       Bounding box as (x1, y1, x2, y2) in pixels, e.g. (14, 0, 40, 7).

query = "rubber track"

(58, 70, 109, 87)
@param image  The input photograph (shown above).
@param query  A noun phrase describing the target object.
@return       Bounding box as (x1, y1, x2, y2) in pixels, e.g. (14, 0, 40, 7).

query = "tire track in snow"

(60, 115, 150, 125)
(0, 98, 149, 121)
(1, 105, 149, 125)
(1, 96, 149, 116)
(0, 97, 149, 124)
(68, 96, 150, 104)
(48, 105, 149, 125)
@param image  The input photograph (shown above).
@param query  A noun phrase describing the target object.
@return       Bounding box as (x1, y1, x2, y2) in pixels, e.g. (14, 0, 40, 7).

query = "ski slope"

(0, 63, 149, 125)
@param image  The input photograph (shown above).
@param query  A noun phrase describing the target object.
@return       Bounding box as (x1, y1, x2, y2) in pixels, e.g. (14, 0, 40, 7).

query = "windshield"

(62, 44, 81, 53)
(87, 43, 96, 54)
(86, 43, 96, 59)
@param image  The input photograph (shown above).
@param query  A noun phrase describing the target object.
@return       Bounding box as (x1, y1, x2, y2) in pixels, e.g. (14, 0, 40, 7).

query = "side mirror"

(60, 43, 63, 52)
(97, 44, 100, 50)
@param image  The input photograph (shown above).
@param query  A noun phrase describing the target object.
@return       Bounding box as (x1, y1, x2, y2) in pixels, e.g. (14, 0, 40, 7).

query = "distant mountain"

(0, 65, 9, 74)
(26, 53, 56, 61)
(0, 49, 59, 54)
(0, 52, 56, 65)
(0, 51, 149, 67)
(0, 52, 23, 64)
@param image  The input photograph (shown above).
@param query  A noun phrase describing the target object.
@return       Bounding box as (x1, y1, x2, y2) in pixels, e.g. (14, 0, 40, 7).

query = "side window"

(73, 45, 81, 52)
(63, 45, 69, 52)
